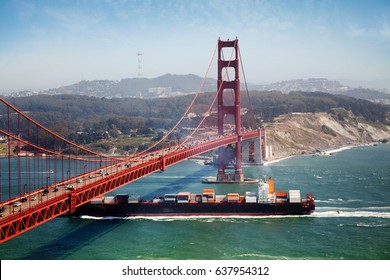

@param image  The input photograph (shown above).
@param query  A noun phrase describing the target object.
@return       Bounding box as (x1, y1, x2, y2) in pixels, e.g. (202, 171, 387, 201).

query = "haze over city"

(1, 0, 390, 91)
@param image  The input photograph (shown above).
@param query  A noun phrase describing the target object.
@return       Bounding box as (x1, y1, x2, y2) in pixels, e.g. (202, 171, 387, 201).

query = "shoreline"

(263, 142, 380, 165)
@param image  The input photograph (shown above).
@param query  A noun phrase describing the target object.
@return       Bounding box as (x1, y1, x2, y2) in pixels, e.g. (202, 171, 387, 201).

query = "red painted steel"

(0, 38, 260, 243)
(217, 38, 243, 181)
(0, 131, 258, 243)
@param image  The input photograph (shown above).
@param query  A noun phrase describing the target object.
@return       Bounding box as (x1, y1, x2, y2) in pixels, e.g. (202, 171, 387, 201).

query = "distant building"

(147, 87, 173, 97)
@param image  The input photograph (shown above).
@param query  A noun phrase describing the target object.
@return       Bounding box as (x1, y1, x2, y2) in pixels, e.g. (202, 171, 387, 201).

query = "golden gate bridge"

(0, 38, 266, 243)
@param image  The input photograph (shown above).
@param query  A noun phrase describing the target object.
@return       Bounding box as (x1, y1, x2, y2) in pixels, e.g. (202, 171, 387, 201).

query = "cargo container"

(115, 194, 129, 204)
(103, 196, 115, 204)
(275, 191, 288, 203)
(288, 190, 301, 203)
(203, 189, 215, 202)
(164, 194, 177, 203)
(128, 195, 141, 204)
(177, 192, 191, 203)
(276, 191, 288, 197)
(245, 192, 257, 203)
(227, 193, 240, 202)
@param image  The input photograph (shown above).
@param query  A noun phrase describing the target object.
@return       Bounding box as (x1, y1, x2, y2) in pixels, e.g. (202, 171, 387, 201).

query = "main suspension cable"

(0, 98, 120, 161)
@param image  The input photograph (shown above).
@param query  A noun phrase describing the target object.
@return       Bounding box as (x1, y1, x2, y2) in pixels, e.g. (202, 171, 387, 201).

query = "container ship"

(73, 178, 315, 217)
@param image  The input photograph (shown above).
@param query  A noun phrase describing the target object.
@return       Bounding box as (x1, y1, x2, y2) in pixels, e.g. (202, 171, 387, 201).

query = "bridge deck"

(0, 131, 259, 243)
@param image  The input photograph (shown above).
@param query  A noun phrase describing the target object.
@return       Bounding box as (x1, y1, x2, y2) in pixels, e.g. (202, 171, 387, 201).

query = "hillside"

(265, 110, 390, 160)
(1, 74, 217, 99)
(2, 92, 389, 156)
(256, 78, 390, 103)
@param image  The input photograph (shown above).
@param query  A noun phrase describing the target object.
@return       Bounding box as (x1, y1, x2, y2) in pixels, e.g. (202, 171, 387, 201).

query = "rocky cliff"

(265, 109, 390, 160)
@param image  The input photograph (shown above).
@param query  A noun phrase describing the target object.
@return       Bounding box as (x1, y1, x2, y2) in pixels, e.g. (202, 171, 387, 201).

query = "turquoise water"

(1, 144, 389, 260)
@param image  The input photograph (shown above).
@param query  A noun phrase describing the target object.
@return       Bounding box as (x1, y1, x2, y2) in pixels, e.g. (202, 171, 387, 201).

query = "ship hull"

(73, 201, 315, 217)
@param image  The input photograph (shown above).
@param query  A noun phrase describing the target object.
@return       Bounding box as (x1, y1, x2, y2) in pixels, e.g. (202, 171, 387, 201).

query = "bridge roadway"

(0, 131, 259, 243)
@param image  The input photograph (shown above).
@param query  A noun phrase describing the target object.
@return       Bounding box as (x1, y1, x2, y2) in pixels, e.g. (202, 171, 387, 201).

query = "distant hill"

(256, 78, 390, 103)
(1, 74, 217, 99)
(257, 78, 349, 94)
(2, 76, 390, 103)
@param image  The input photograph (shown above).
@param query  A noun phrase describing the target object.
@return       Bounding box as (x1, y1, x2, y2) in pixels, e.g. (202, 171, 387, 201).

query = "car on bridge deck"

(76, 178, 83, 183)
(0, 206, 6, 213)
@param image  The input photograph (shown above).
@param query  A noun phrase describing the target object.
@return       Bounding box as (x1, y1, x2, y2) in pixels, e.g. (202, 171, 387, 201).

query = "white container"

(128, 195, 141, 203)
(177, 192, 190, 203)
(289, 190, 301, 203)
(245, 196, 257, 203)
(245, 191, 257, 203)
(103, 196, 115, 204)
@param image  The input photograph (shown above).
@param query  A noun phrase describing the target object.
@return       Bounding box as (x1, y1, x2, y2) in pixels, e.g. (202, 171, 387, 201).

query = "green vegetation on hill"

(2, 91, 389, 153)
(249, 91, 389, 123)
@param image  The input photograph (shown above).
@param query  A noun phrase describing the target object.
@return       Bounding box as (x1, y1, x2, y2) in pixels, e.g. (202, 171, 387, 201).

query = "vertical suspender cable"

(238, 46, 257, 129)
(7, 106, 11, 200)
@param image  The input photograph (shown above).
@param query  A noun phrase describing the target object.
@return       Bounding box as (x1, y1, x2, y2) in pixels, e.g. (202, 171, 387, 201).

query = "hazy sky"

(1, 0, 390, 91)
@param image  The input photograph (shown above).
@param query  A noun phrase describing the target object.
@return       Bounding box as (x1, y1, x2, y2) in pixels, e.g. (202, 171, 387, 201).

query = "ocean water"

(1, 144, 389, 260)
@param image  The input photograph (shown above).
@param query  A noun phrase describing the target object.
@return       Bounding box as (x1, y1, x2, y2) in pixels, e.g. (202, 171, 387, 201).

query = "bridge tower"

(217, 38, 243, 182)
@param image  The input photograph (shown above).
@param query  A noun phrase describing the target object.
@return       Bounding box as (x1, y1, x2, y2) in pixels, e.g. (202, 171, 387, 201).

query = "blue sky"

(0, 0, 389, 91)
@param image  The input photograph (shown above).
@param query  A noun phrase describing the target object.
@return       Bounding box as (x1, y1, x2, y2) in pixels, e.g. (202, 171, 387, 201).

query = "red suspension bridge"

(0, 38, 265, 243)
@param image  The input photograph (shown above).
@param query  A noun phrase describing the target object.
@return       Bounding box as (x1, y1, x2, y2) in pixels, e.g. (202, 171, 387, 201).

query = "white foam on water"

(313, 210, 390, 218)
(77, 206, 390, 221)
(316, 198, 363, 204)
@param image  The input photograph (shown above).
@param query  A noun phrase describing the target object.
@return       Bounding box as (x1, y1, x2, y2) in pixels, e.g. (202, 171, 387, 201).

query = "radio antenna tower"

(137, 50, 143, 76)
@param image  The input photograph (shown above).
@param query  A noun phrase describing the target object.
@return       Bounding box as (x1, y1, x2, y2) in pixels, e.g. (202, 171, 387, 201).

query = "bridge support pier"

(242, 127, 266, 165)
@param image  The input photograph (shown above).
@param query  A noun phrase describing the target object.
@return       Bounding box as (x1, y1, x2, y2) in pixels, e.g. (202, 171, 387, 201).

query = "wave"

(355, 223, 388, 227)
(79, 206, 390, 223)
(190, 159, 207, 166)
(234, 253, 312, 260)
(317, 206, 390, 211)
(77, 214, 310, 221)
(322, 145, 359, 155)
(313, 211, 390, 218)
(316, 198, 363, 204)
(263, 156, 293, 165)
